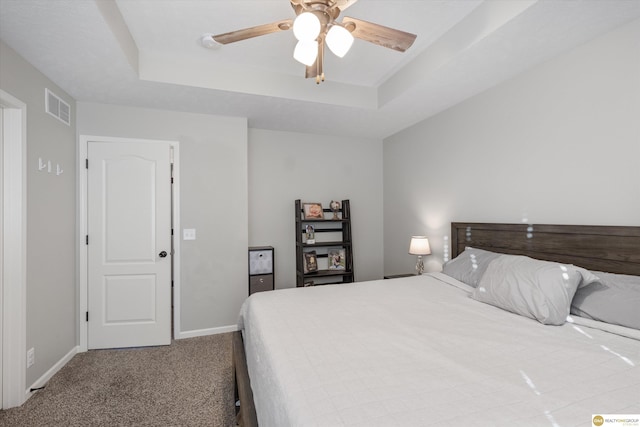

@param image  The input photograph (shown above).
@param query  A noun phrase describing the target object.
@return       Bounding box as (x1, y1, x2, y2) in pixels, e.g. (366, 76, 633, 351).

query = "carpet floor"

(0, 333, 236, 426)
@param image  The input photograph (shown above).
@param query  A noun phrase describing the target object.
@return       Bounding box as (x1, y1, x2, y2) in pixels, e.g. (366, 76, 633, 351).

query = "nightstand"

(248, 246, 274, 295)
(383, 273, 416, 279)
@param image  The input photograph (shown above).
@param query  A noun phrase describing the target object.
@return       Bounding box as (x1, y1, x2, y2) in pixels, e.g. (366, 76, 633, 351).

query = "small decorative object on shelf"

(328, 249, 345, 270)
(304, 251, 318, 273)
(295, 199, 354, 287)
(330, 200, 341, 219)
(303, 202, 324, 219)
(305, 224, 315, 244)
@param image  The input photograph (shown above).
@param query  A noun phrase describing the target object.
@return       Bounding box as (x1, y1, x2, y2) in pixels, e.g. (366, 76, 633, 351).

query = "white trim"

(1, 90, 27, 409)
(171, 146, 182, 341)
(78, 135, 181, 352)
(177, 324, 238, 340)
(25, 346, 78, 399)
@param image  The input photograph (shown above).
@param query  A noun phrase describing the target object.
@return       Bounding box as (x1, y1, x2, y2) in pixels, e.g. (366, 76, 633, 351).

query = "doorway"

(79, 135, 181, 351)
(1, 90, 27, 409)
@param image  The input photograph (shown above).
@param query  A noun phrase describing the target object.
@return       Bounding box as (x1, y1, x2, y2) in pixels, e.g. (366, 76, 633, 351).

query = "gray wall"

(248, 128, 384, 286)
(383, 18, 640, 276)
(77, 102, 248, 333)
(0, 41, 77, 386)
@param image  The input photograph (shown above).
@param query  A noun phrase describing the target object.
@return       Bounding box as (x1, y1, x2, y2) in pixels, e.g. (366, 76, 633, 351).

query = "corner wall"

(248, 128, 384, 286)
(0, 41, 77, 387)
(383, 18, 640, 275)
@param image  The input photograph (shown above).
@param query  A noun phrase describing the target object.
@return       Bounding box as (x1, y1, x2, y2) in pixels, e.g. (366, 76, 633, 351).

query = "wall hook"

(38, 157, 47, 171)
(56, 164, 64, 176)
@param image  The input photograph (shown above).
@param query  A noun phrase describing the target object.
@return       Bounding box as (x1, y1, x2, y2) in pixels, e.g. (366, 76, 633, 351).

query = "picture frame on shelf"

(305, 224, 315, 244)
(304, 251, 318, 273)
(328, 249, 346, 270)
(330, 200, 341, 219)
(303, 202, 324, 219)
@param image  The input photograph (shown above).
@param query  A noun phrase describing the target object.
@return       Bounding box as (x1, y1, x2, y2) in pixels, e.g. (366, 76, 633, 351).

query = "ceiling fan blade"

(336, 0, 359, 11)
(305, 62, 318, 79)
(212, 19, 293, 44)
(341, 17, 416, 52)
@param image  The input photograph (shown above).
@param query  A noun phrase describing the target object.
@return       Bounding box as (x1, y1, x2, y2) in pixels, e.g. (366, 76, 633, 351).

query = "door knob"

(159, 251, 168, 258)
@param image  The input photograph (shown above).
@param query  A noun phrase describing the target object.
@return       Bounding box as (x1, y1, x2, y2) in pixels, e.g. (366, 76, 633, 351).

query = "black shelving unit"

(295, 199, 354, 287)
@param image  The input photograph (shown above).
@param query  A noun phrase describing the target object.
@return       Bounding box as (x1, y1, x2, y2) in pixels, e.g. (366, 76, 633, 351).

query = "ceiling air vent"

(45, 88, 71, 126)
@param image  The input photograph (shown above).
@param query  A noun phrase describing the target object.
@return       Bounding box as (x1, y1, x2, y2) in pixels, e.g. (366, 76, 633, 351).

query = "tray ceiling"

(1, 0, 638, 138)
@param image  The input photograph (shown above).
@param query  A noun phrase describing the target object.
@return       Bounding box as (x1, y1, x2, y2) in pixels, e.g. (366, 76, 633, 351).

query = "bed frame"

(451, 222, 640, 275)
(234, 222, 640, 426)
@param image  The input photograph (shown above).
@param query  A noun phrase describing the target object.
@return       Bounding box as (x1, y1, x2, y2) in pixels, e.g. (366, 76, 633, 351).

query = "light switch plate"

(183, 228, 196, 240)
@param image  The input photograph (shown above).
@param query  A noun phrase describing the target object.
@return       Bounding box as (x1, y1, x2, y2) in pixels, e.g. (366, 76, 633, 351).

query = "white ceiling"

(1, 0, 639, 139)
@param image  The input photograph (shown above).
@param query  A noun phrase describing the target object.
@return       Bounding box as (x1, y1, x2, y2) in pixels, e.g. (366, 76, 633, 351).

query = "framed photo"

(304, 251, 318, 273)
(304, 224, 315, 244)
(303, 202, 324, 220)
(328, 249, 346, 270)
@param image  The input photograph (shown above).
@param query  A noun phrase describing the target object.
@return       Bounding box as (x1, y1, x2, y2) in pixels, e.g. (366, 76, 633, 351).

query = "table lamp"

(409, 236, 431, 275)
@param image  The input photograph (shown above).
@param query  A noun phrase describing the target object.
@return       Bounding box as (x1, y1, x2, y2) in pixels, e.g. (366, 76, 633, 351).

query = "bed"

(234, 222, 640, 426)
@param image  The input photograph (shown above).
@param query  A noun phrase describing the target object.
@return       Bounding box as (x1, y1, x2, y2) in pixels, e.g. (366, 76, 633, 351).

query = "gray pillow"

(471, 255, 599, 325)
(442, 247, 501, 287)
(571, 271, 640, 330)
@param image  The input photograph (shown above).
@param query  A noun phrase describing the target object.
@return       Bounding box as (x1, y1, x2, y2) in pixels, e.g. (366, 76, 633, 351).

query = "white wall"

(77, 103, 248, 333)
(0, 41, 77, 387)
(383, 18, 640, 276)
(248, 128, 384, 286)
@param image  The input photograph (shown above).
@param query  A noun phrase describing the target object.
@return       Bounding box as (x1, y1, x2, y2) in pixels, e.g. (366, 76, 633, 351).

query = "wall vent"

(45, 88, 71, 126)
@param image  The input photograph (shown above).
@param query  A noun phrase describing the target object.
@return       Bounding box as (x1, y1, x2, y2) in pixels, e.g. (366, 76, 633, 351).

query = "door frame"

(78, 135, 181, 352)
(1, 90, 27, 408)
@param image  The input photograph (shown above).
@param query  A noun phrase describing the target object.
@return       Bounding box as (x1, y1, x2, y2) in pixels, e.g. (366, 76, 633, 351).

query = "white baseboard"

(24, 345, 79, 402)
(177, 324, 238, 339)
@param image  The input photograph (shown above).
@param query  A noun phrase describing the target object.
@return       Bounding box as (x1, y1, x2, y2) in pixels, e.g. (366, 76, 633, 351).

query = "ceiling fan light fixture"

(293, 12, 321, 41)
(293, 40, 318, 66)
(326, 24, 354, 58)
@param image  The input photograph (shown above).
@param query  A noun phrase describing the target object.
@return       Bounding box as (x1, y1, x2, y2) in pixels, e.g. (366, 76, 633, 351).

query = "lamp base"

(415, 255, 425, 275)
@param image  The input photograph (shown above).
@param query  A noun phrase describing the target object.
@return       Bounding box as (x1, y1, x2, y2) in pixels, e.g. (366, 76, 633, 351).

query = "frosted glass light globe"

(293, 12, 321, 41)
(293, 40, 318, 66)
(326, 24, 354, 58)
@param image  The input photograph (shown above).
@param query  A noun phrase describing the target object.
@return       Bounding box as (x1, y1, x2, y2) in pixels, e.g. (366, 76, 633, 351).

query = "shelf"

(298, 218, 349, 223)
(297, 269, 353, 278)
(297, 241, 352, 248)
(295, 199, 354, 287)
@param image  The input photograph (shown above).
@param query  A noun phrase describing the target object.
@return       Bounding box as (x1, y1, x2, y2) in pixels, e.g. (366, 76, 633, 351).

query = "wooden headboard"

(451, 222, 640, 276)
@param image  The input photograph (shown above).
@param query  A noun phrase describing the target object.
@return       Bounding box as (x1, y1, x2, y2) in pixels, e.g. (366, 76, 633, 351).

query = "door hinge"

(85, 158, 88, 169)
(171, 177, 174, 184)
(86, 235, 89, 245)
(86, 311, 89, 322)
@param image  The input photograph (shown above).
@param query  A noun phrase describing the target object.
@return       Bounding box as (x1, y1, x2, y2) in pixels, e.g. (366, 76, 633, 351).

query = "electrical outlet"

(27, 347, 35, 368)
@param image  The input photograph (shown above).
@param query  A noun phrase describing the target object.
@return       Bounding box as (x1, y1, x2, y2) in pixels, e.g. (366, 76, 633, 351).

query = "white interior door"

(88, 141, 172, 349)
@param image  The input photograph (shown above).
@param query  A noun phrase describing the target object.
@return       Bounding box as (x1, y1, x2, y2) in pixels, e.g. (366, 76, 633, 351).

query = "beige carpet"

(0, 333, 236, 426)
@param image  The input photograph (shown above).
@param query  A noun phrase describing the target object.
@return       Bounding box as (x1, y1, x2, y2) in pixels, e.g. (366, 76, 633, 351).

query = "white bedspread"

(239, 274, 640, 427)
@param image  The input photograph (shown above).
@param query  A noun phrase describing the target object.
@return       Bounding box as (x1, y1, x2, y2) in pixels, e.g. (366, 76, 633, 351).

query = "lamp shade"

(293, 40, 318, 66)
(293, 12, 321, 41)
(409, 236, 431, 255)
(326, 24, 354, 58)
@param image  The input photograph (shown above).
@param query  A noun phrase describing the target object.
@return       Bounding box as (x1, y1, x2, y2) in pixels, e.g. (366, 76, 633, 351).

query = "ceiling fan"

(206, 0, 417, 84)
